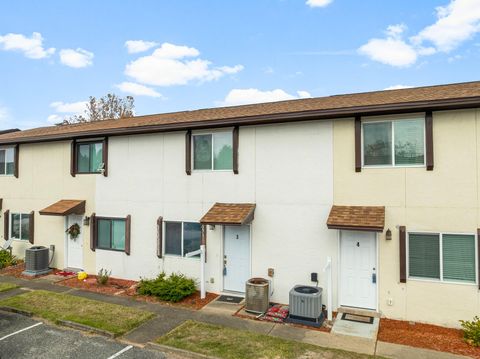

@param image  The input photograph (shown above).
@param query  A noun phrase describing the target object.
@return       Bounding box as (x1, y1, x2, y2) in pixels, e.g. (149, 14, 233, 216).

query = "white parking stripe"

(106, 345, 133, 359)
(0, 322, 43, 341)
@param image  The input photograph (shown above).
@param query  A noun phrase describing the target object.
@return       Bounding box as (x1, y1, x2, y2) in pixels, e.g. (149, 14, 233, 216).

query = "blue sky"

(0, 0, 479, 129)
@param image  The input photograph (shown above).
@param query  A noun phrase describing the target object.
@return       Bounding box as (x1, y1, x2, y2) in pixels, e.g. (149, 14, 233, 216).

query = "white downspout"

(323, 256, 333, 321)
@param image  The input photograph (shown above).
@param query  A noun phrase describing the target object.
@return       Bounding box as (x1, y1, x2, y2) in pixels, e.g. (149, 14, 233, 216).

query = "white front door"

(340, 230, 377, 309)
(66, 215, 83, 270)
(223, 225, 250, 293)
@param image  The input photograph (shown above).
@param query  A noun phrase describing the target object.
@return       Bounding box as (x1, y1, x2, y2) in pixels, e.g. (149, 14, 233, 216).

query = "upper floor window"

(362, 119, 425, 167)
(0, 147, 15, 176)
(408, 232, 476, 284)
(10, 213, 30, 241)
(77, 142, 104, 174)
(164, 221, 201, 257)
(97, 217, 126, 251)
(193, 132, 233, 171)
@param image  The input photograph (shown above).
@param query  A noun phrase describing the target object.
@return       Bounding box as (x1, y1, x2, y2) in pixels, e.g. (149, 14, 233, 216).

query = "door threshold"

(337, 306, 381, 318)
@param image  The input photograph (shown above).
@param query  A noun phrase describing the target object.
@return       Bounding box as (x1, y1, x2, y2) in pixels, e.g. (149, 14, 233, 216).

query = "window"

(193, 132, 233, 170)
(10, 213, 30, 241)
(408, 232, 477, 283)
(363, 119, 425, 167)
(97, 218, 126, 251)
(164, 221, 201, 257)
(76, 142, 104, 174)
(0, 147, 15, 176)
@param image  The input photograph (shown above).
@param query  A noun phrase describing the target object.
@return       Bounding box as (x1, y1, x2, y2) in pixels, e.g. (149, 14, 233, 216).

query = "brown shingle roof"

(2, 81, 480, 144)
(39, 200, 86, 216)
(327, 205, 385, 232)
(200, 203, 256, 225)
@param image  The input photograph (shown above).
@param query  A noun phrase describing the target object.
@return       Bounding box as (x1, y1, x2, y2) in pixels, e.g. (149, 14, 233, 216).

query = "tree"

(62, 93, 135, 125)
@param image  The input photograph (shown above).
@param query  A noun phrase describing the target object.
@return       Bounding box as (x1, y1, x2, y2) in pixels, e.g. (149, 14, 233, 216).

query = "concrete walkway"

(0, 275, 469, 359)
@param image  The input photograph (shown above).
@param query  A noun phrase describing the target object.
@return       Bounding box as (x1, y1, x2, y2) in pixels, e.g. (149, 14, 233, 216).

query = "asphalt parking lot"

(0, 310, 166, 359)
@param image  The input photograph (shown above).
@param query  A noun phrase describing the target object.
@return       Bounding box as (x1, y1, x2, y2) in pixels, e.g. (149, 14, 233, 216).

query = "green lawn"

(0, 282, 18, 292)
(0, 290, 154, 335)
(157, 320, 380, 359)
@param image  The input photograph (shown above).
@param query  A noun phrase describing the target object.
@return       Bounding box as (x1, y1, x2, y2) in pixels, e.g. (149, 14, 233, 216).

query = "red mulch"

(121, 286, 218, 310)
(58, 276, 137, 295)
(378, 318, 480, 358)
(0, 262, 56, 280)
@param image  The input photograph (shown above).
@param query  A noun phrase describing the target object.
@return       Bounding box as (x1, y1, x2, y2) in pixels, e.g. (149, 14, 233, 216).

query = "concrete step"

(337, 306, 381, 318)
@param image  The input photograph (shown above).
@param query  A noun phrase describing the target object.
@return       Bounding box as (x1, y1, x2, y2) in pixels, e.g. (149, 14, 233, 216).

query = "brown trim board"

(2, 96, 480, 145)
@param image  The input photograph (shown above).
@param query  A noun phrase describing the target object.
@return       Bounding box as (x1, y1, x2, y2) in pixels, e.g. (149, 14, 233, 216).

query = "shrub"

(0, 250, 18, 269)
(137, 272, 197, 302)
(460, 316, 480, 347)
(96, 268, 111, 285)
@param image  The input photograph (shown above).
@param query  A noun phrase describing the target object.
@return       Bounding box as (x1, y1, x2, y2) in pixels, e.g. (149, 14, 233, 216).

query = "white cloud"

(59, 48, 94, 68)
(384, 84, 414, 90)
(46, 114, 62, 124)
(219, 88, 312, 106)
(306, 0, 333, 8)
(50, 101, 87, 113)
(125, 42, 243, 86)
(125, 40, 159, 54)
(412, 0, 480, 52)
(116, 82, 162, 98)
(359, 0, 480, 67)
(359, 24, 418, 67)
(0, 32, 55, 59)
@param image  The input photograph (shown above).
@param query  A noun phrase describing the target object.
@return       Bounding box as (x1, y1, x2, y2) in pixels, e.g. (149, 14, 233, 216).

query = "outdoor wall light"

(209, 225, 216, 230)
(385, 228, 392, 241)
(83, 216, 90, 226)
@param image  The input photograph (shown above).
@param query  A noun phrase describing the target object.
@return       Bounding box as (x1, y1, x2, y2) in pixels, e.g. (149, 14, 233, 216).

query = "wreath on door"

(66, 223, 81, 240)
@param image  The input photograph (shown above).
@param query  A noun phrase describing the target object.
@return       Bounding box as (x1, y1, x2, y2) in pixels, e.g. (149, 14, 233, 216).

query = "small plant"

(137, 272, 197, 302)
(0, 250, 18, 269)
(66, 223, 81, 240)
(461, 316, 480, 347)
(96, 268, 111, 285)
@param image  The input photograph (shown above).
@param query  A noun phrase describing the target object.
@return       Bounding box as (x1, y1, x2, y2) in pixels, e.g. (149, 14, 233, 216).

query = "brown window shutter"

(4, 209, 9, 240)
(477, 229, 480, 290)
(14, 144, 19, 178)
(125, 215, 131, 255)
(157, 216, 163, 258)
(425, 111, 434, 171)
(399, 226, 407, 283)
(70, 139, 77, 177)
(29, 211, 35, 244)
(355, 116, 361, 172)
(233, 126, 239, 174)
(102, 137, 109, 177)
(90, 213, 96, 251)
(186, 130, 192, 175)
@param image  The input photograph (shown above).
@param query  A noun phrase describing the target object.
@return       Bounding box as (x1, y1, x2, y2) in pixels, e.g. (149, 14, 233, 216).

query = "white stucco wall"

(95, 121, 336, 304)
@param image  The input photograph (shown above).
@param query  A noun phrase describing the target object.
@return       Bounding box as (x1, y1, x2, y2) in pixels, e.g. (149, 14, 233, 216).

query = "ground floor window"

(408, 232, 476, 283)
(9, 213, 30, 241)
(164, 221, 201, 257)
(97, 218, 126, 251)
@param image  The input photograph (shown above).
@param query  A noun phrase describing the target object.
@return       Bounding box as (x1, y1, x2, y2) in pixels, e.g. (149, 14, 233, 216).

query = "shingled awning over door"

(39, 200, 86, 216)
(327, 205, 385, 232)
(200, 203, 256, 225)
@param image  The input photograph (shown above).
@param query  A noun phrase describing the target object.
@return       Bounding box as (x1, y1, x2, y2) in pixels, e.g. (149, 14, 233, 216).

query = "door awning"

(200, 203, 256, 225)
(39, 200, 86, 216)
(327, 205, 385, 232)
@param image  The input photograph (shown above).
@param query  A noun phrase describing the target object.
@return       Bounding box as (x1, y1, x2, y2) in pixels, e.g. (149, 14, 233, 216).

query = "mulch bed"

(58, 275, 137, 295)
(121, 285, 218, 310)
(378, 318, 480, 358)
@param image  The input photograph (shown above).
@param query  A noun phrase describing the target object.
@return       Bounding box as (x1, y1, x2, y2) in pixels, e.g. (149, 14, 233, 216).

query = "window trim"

(407, 230, 478, 286)
(9, 212, 30, 241)
(95, 216, 127, 252)
(75, 140, 105, 175)
(191, 130, 234, 172)
(163, 220, 202, 259)
(0, 146, 16, 177)
(361, 117, 426, 169)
